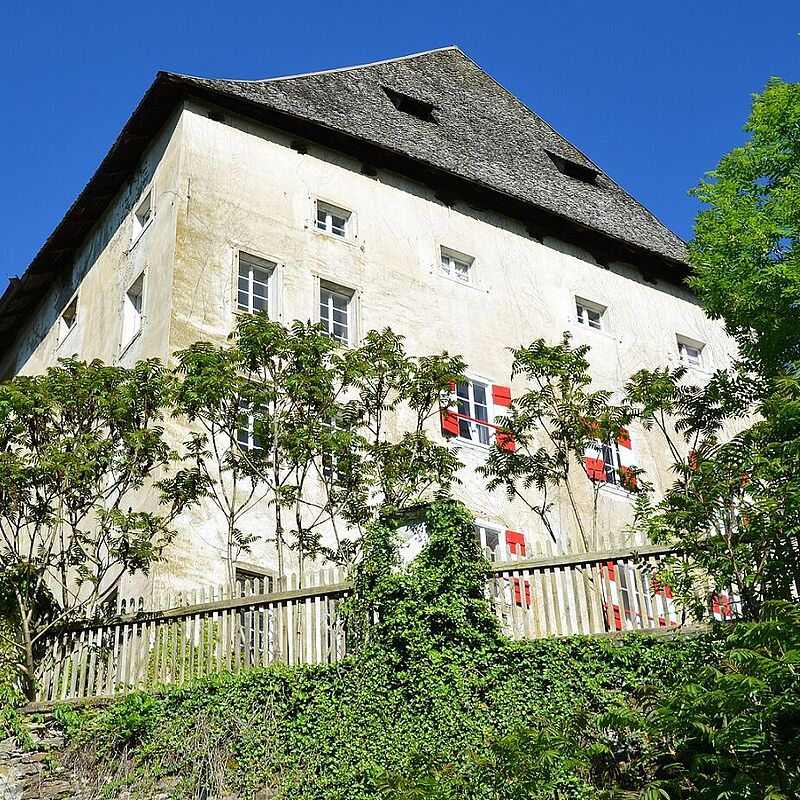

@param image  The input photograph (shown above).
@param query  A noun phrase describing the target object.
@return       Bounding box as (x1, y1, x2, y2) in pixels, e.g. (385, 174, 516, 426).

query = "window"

(475, 525, 526, 562)
(585, 427, 636, 490)
(439, 247, 473, 284)
(319, 282, 354, 345)
(456, 380, 491, 444)
(321, 417, 346, 483)
(441, 380, 515, 451)
(58, 296, 78, 343)
(315, 201, 351, 238)
(382, 86, 437, 123)
(677, 336, 705, 369)
(237, 252, 274, 314)
(576, 298, 606, 330)
(121, 273, 144, 346)
(236, 400, 263, 452)
(546, 151, 599, 184)
(132, 190, 153, 240)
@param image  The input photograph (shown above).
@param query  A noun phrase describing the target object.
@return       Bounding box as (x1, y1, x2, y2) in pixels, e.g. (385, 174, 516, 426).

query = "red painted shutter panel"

(505, 529, 526, 557)
(619, 466, 637, 491)
(492, 384, 512, 407)
(617, 427, 632, 449)
(497, 431, 516, 452)
(441, 409, 460, 436)
(585, 456, 606, 481)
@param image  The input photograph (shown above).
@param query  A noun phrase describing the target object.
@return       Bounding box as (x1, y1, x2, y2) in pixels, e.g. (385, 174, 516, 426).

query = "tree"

(624, 79, 800, 621)
(0, 358, 187, 699)
(170, 316, 465, 585)
(480, 334, 637, 554)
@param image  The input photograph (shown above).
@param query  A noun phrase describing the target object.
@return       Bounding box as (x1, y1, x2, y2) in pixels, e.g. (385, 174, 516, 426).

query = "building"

(0, 47, 733, 601)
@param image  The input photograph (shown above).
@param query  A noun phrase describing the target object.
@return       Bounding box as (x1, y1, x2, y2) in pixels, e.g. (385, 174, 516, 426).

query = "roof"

(0, 47, 687, 353)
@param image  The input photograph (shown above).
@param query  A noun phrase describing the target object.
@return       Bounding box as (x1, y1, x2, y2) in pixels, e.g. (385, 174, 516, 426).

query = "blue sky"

(1, 1, 798, 288)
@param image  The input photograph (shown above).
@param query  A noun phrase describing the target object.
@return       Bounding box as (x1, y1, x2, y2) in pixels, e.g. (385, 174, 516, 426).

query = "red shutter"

(688, 449, 698, 471)
(619, 466, 637, 491)
(448, 380, 457, 392)
(492, 384, 512, 408)
(496, 431, 516, 452)
(512, 577, 532, 607)
(617, 427, 631, 449)
(505, 529, 526, 557)
(585, 456, 606, 481)
(441, 409, 460, 437)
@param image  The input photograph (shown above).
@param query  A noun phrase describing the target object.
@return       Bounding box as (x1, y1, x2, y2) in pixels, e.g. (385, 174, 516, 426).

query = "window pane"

(473, 382, 487, 410)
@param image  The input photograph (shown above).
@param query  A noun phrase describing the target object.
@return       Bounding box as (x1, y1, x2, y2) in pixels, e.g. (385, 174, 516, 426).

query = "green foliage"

(0, 358, 182, 699)
(59, 502, 721, 800)
(169, 317, 465, 577)
(480, 334, 636, 551)
(623, 80, 800, 621)
(689, 79, 800, 378)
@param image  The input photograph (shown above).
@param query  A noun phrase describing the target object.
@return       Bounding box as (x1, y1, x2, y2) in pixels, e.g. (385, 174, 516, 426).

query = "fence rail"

(35, 547, 732, 702)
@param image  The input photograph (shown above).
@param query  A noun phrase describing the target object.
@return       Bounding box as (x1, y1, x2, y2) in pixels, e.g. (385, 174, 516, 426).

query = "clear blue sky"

(1, 1, 798, 287)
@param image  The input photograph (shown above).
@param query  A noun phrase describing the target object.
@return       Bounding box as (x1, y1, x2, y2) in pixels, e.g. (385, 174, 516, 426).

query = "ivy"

(58, 502, 721, 800)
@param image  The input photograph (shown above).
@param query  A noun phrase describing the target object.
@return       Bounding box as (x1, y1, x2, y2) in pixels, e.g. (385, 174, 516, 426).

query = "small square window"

(58, 296, 78, 343)
(315, 201, 352, 238)
(237, 252, 274, 315)
(122, 273, 144, 346)
(475, 523, 502, 562)
(132, 190, 153, 240)
(440, 247, 473, 284)
(576, 298, 606, 330)
(677, 336, 705, 369)
(319, 282, 354, 345)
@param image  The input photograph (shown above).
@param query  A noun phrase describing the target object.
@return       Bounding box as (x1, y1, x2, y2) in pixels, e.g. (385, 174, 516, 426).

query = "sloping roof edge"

(0, 59, 689, 355)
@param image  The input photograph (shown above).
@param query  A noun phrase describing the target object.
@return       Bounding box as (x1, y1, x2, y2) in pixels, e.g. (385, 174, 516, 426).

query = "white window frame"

(677, 335, 706, 370)
(236, 251, 275, 316)
(121, 272, 145, 349)
(439, 246, 474, 284)
(600, 439, 624, 487)
(314, 200, 353, 239)
(132, 189, 154, 244)
(454, 378, 493, 447)
(236, 399, 263, 452)
(575, 297, 606, 331)
(57, 294, 79, 347)
(319, 280, 356, 346)
(475, 522, 505, 562)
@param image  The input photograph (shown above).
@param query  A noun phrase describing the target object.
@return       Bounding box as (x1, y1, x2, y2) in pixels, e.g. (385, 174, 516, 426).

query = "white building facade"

(0, 48, 733, 601)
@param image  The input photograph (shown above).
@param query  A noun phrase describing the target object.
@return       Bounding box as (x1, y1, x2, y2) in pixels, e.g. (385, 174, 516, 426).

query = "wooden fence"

(34, 547, 733, 702)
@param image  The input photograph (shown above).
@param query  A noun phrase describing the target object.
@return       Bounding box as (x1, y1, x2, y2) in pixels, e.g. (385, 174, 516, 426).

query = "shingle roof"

(0, 47, 686, 357)
(179, 47, 685, 264)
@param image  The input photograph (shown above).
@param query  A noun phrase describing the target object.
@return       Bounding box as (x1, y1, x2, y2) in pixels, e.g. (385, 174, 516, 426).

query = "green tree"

(624, 79, 800, 621)
(170, 316, 465, 583)
(0, 358, 186, 699)
(480, 334, 636, 553)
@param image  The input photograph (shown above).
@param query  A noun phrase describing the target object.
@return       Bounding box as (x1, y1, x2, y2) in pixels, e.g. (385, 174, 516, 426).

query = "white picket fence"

(34, 548, 734, 702)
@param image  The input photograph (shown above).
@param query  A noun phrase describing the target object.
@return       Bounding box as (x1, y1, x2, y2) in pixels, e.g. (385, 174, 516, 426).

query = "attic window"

(546, 151, 598, 185)
(383, 87, 437, 123)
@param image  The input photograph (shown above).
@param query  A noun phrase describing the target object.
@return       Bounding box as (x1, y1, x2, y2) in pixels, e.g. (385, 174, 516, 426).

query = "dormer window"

(383, 86, 437, 123)
(315, 201, 352, 239)
(546, 151, 598, 184)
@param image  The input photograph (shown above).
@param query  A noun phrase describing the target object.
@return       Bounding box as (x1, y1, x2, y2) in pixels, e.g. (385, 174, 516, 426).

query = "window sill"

(570, 322, 616, 342)
(56, 326, 77, 351)
(598, 483, 634, 501)
(437, 273, 484, 292)
(311, 226, 358, 247)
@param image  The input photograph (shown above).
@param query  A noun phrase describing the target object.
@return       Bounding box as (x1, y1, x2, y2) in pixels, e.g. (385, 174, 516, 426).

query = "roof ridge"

(165, 46, 463, 85)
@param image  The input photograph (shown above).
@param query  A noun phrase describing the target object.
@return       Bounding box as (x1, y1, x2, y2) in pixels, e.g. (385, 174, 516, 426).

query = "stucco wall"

(148, 100, 736, 596)
(2, 97, 737, 601)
